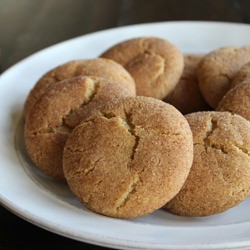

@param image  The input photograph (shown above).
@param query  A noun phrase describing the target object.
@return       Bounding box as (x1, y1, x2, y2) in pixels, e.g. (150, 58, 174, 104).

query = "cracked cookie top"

(25, 75, 135, 180)
(197, 46, 250, 108)
(23, 58, 136, 119)
(100, 37, 184, 100)
(165, 111, 250, 216)
(63, 96, 193, 218)
(164, 54, 211, 114)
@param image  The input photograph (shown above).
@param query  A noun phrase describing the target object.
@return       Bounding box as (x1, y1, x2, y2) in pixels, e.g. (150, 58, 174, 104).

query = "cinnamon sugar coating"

(165, 111, 250, 216)
(24, 58, 135, 119)
(100, 37, 184, 100)
(25, 76, 135, 180)
(63, 96, 193, 218)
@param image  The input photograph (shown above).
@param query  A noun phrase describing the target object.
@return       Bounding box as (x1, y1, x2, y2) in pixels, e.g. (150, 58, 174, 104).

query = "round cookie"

(25, 76, 135, 180)
(100, 37, 184, 100)
(217, 82, 250, 122)
(164, 54, 211, 114)
(197, 46, 250, 108)
(165, 111, 250, 217)
(23, 58, 136, 119)
(63, 96, 193, 218)
(231, 61, 250, 89)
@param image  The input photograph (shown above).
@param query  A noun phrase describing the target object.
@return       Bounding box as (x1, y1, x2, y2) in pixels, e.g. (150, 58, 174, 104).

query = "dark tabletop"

(1, 0, 250, 249)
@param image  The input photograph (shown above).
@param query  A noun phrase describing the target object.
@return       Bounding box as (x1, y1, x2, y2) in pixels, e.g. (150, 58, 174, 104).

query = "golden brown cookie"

(231, 61, 250, 89)
(24, 58, 135, 119)
(165, 111, 250, 217)
(197, 46, 250, 108)
(63, 96, 193, 218)
(25, 76, 135, 180)
(100, 37, 184, 100)
(217, 82, 250, 122)
(164, 54, 211, 114)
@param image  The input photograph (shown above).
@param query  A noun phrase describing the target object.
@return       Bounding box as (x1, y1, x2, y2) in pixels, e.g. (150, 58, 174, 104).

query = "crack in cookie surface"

(62, 78, 100, 127)
(87, 179, 103, 204)
(115, 173, 140, 211)
(72, 156, 105, 178)
(83, 111, 143, 212)
(101, 112, 141, 165)
(33, 78, 100, 136)
(124, 112, 140, 162)
(200, 115, 250, 157)
(124, 38, 167, 86)
(203, 117, 218, 152)
(31, 124, 72, 135)
(231, 144, 250, 157)
(83, 156, 105, 176)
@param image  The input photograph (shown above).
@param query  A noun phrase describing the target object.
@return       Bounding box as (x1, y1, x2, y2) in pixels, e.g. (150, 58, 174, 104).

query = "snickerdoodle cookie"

(63, 96, 193, 218)
(231, 61, 250, 89)
(217, 82, 250, 122)
(165, 111, 250, 216)
(25, 76, 135, 180)
(24, 58, 135, 119)
(197, 46, 250, 108)
(100, 37, 184, 99)
(164, 54, 210, 114)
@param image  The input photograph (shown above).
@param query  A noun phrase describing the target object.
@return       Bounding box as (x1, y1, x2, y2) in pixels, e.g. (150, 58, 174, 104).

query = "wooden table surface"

(1, 0, 250, 249)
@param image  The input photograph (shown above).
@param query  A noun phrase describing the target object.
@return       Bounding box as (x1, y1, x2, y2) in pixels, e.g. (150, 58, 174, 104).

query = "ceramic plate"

(1, 21, 250, 250)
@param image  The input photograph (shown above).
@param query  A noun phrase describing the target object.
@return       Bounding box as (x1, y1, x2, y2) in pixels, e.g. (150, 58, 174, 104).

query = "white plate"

(1, 21, 250, 250)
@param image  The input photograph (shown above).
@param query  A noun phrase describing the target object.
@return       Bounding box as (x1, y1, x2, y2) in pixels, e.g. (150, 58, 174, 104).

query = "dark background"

(1, 0, 250, 249)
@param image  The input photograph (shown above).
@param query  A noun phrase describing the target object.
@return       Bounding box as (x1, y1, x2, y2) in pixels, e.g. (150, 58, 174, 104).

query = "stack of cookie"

(24, 37, 250, 219)
(24, 58, 137, 180)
